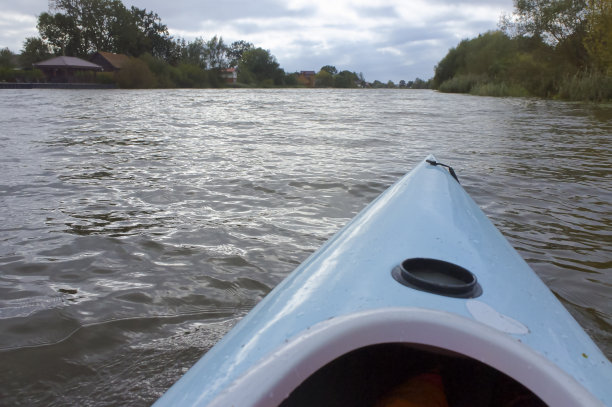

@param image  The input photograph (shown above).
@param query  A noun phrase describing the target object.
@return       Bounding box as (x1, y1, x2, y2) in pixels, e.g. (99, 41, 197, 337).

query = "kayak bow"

(154, 155, 611, 407)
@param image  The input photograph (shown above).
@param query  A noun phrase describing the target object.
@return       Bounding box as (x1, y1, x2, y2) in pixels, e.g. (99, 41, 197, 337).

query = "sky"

(1, 0, 515, 82)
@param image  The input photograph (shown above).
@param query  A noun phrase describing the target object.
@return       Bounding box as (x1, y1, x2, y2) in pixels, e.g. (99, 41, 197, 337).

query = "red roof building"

(221, 68, 238, 84)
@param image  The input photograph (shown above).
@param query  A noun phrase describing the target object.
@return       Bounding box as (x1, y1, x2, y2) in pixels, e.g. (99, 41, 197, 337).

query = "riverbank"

(0, 82, 117, 89)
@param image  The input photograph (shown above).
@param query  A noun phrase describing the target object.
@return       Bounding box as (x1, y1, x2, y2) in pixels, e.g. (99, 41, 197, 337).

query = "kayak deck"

(154, 156, 611, 407)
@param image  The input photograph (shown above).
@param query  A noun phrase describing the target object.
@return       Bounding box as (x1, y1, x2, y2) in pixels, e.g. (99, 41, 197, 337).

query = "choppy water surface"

(0, 89, 610, 405)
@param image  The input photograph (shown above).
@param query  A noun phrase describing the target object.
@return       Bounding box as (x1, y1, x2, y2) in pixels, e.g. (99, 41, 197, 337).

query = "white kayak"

(154, 155, 611, 406)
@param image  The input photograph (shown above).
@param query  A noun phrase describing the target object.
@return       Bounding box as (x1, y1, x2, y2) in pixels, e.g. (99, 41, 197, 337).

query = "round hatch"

(392, 258, 482, 298)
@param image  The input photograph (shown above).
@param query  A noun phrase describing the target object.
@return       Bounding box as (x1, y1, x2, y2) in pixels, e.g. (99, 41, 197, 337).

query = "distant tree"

(284, 72, 299, 86)
(399, 79, 407, 88)
(205, 35, 228, 70)
(20, 37, 52, 67)
(412, 78, 431, 89)
(0, 48, 15, 67)
(227, 40, 253, 68)
(125, 6, 175, 60)
(320, 65, 337, 75)
(182, 37, 207, 68)
(315, 69, 334, 87)
(238, 47, 284, 85)
(387, 80, 396, 88)
(36, 0, 175, 60)
(583, 0, 612, 73)
(334, 70, 358, 88)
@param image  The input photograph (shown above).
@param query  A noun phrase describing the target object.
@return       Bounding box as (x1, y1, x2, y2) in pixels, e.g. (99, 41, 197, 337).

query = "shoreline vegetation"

(1, 0, 610, 101)
(432, 0, 612, 102)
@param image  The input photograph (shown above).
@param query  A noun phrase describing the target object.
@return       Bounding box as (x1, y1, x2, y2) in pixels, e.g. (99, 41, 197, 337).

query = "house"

(220, 68, 238, 84)
(33, 56, 102, 83)
(90, 51, 130, 72)
(298, 71, 316, 87)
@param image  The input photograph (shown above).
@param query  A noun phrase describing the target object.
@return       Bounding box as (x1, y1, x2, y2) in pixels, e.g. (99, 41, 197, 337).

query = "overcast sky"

(1, 0, 515, 82)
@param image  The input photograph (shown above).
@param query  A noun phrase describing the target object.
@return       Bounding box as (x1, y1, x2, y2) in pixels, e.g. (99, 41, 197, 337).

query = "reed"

(470, 82, 530, 97)
(438, 74, 485, 93)
(557, 71, 612, 102)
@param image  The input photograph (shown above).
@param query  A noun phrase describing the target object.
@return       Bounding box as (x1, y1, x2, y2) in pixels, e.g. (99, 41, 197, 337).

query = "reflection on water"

(0, 89, 610, 405)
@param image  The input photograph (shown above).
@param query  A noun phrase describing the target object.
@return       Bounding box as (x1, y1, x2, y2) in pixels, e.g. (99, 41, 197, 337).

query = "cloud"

(0, 12, 38, 51)
(2, 0, 514, 82)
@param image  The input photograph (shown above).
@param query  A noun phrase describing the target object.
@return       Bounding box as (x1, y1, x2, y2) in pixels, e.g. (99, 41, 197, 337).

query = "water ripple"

(0, 89, 610, 405)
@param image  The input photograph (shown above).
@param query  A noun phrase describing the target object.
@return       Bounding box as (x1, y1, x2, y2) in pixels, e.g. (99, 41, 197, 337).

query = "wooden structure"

(33, 56, 102, 83)
(90, 51, 130, 72)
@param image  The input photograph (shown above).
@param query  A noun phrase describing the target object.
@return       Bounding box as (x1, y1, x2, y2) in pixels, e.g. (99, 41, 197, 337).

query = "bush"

(95, 72, 116, 85)
(116, 58, 157, 88)
(0, 67, 15, 82)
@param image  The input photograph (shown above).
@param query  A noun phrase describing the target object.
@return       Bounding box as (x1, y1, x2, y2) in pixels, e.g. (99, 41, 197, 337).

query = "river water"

(0, 89, 610, 405)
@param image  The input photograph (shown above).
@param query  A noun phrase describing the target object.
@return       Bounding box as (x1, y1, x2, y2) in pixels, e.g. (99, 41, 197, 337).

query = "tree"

(205, 35, 228, 70)
(37, 11, 82, 55)
(182, 37, 207, 68)
(501, 0, 588, 46)
(129, 6, 176, 61)
(238, 47, 283, 85)
(20, 37, 52, 67)
(320, 65, 337, 75)
(334, 70, 358, 88)
(36, 0, 175, 60)
(315, 69, 334, 87)
(583, 0, 612, 73)
(227, 40, 253, 68)
(0, 48, 15, 67)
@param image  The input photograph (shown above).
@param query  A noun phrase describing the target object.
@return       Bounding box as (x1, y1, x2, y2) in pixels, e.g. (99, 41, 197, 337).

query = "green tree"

(334, 70, 358, 88)
(238, 47, 283, 85)
(315, 69, 334, 87)
(131, 7, 177, 62)
(37, 11, 82, 55)
(182, 37, 207, 68)
(36, 0, 175, 60)
(20, 37, 52, 67)
(227, 40, 253, 68)
(320, 65, 337, 75)
(583, 0, 612, 73)
(0, 48, 15, 67)
(501, 0, 588, 45)
(501, 0, 589, 67)
(284, 72, 299, 86)
(205, 35, 228, 70)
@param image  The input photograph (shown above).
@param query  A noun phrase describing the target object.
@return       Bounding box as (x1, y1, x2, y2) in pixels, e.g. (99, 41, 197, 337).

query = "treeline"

(0, 0, 425, 89)
(433, 0, 612, 101)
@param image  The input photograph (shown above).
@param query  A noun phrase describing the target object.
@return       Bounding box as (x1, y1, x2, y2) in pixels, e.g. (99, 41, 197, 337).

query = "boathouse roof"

(33, 56, 102, 70)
